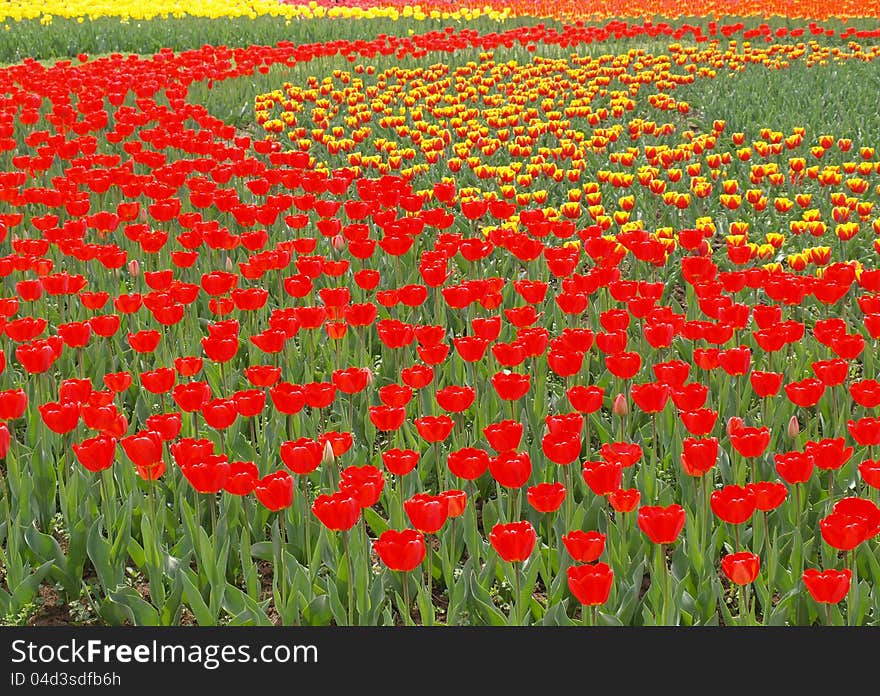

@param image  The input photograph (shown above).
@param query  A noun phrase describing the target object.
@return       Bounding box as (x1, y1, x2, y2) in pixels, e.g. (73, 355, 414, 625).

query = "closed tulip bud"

(332, 234, 346, 252)
(726, 416, 744, 436)
(787, 415, 801, 439)
(612, 393, 627, 416)
(127, 259, 140, 277)
(321, 439, 336, 467)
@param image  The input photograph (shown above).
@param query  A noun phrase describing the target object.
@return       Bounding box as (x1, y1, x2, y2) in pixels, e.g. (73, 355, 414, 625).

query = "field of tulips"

(1, 6, 880, 628)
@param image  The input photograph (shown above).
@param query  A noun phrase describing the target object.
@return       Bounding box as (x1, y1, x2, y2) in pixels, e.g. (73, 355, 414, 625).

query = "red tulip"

(785, 378, 826, 408)
(435, 385, 475, 413)
(729, 426, 771, 458)
(848, 378, 880, 408)
(721, 552, 760, 585)
(562, 530, 605, 562)
(280, 438, 323, 475)
(170, 437, 214, 468)
(802, 568, 851, 604)
(245, 365, 282, 388)
(0, 388, 27, 420)
(38, 401, 80, 434)
(567, 385, 604, 413)
(599, 442, 642, 468)
(567, 562, 614, 606)
(804, 438, 853, 471)
(120, 429, 163, 468)
(637, 504, 686, 544)
(527, 482, 566, 513)
(181, 455, 229, 494)
(312, 492, 360, 531)
(541, 430, 581, 465)
(489, 520, 536, 562)
(847, 417, 880, 446)
(858, 459, 880, 490)
(608, 488, 641, 513)
(340, 465, 385, 508)
(0, 422, 9, 459)
(172, 381, 212, 413)
(201, 398, 238, 429)
(679, 408, 718, 436)
(332, 367, 370, 394)
(750, 371, 783, 397)
(404, 493, 448, 534)
(127, 330, 161, 354)
(489, 451, 532, 489)
(747, 481, 788, 511)
(414, 415, 454, 443)
(582, 460, 623, 496)
(711, 485, 756, 525)
(374, 529, 426, 572)
(483, 419, 523, 453)
(254, 471, 294, 511)
(681, 437, 718, 476)
(774, 451, 815, 485)
(442, 489, 467, 518)
(270, 382, 306, 415)
(446, 447, 489, 480)
(373, 446, 417, 475)
(369, 405, 406, 431)
(630, 382, 669, 413)
(224, 460, 259, 496)
(819, 511, 871, 551)
(491, 371, 531, 401)
(72, 434, 117, 472)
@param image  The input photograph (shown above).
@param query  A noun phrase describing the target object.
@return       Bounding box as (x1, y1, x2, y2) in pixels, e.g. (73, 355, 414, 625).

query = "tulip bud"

(787, 415, 800, 439)
(127, 259, 140, 277)
(225, 256, 235, 273)
(612, 393, 627, 417)
(726, 416, 744, 436)
(321, 440, 336, 467)
(363, 368, 374, 387)
(332, 234, 346, 252)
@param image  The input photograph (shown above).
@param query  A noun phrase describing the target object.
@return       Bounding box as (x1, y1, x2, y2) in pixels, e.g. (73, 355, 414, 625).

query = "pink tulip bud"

(726, 416, 744, 436)
(787, 415, 800, 439)
(332, 234, 346, 252)
(127, 259, 140, 277)
(612, 393, 627, 417)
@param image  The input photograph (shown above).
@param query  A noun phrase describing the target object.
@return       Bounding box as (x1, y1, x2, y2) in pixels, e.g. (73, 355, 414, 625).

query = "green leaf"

(180, 569, 215, 626)
(363, 507, 389, 537)
(467, 570, 507, 627)
(107, 587, 160, 626)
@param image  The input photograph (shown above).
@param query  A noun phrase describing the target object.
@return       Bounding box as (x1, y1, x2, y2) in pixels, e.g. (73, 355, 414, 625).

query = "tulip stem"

(847, 550, 857, 627)
(737, 585, 749, 626)
(402, 572, 412, 625)
(544, 515, 554, 592)
(147, 474, 157, 535)
(277, 515, 287, 615)
(563, 463, 573, 531)
(210, 493, 217, 536)
(511, 561, 522, 626)
(342, 530, 354, 626)
(424, 536, 433, 622)
(434, 442, 442, 493)
(301, 476, 312, 566)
